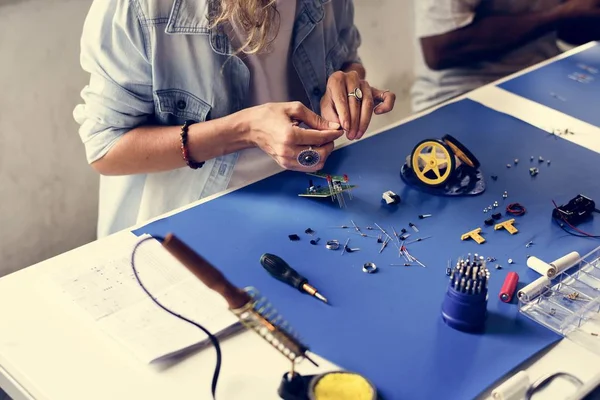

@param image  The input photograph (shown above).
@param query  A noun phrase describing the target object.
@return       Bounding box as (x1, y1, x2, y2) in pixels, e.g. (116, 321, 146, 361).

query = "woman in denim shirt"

(73, 0, 396, 237)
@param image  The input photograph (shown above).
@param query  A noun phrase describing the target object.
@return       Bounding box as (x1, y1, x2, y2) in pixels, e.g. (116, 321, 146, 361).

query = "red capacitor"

(499, 272, 519, 303)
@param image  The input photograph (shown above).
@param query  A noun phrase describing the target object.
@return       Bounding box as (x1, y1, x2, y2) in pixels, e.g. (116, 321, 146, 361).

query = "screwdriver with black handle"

(259, 253, 329, 304)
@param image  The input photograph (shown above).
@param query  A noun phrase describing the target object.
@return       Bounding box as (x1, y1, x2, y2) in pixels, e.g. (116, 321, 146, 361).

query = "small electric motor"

(400, 134, 485, 196)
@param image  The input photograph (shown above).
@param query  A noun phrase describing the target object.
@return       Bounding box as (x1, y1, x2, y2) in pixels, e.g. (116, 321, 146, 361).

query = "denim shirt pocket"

(325, 39, 350, 78)
(153, 89, 212, 125)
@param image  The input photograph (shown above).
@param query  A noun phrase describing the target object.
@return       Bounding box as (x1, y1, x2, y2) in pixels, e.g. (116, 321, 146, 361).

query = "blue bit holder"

(441, 284, 488, 333)
(441, 255, 490, 333)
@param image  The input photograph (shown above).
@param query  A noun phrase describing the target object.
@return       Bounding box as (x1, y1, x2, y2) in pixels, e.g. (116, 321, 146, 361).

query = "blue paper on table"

(499, 42, 600, 127)
(133, 99, 600, 400)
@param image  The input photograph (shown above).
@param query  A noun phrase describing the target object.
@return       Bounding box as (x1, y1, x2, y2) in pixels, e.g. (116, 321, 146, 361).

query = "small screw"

(310, 238, 321, 245)
(538, 156, 544, 162)
(506, 164, 511, 168)
(366, 226, 374, 230)
(514, 159, 519, 164)
(495, 264, 502, 270)
(503, 191, 508, 199)
(483, 208, 488, 213)
(508, 258, 514, 264)
(547, 160, 551, 165)
(530, 156, 534, 161)
(418, 214, 432, 219)
(526, 241, 533, 248)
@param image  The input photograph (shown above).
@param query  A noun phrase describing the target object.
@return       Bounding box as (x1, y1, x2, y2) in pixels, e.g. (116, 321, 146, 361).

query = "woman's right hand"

(242, 101, 344, 171)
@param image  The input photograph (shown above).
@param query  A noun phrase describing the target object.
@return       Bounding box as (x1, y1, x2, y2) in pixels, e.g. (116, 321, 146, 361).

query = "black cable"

(131, 235, 222, 400)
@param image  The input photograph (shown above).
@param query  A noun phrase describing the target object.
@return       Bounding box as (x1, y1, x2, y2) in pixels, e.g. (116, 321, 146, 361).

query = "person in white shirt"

(410, 0, 600, 113)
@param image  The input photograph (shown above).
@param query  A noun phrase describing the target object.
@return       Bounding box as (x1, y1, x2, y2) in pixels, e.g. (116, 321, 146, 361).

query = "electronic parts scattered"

(325, 240, 340, 250)
(525, 241, 533, 248)
(514, 159, 519, 164)
(362, 262, 378, 274)
(506, 164, 511, 169)
(341, 238, 350, 255)
(382, 190, 401, 205)
(508, 259, 514, 264)
(506, 203, 526, 216)
(441, 254, 490, 332)
(289, 234, 300, 241)
(491, 175, 498, 181)
(305, 228, 314, 235)
(406, 236, 432, 244)
(495, 219, 518, 235)
(485, 218, 494, 226)
(310, 238, 320, 245)
(495, 264, 502, 270)
(499, 272, 519, 303)
(529, 167, 539, 176)
(461, 228, 485, 244)
(492, 212, 502, 220)
(299, 172, 356, 208)
(551, 194, 596, 226)
(418, 214, 432, 219)
(503, 191, 508, 199)
(409, 222, 419, 232)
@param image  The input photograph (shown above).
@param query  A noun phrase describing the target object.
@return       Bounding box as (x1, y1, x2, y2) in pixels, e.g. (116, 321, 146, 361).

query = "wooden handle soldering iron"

(161, 233, 251, 309)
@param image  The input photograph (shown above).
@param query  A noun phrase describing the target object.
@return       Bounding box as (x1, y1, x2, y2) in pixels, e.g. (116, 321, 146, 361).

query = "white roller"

(527, 252, 581, 278)
(518, 276, 551, 302)
(491, 371, 530, 400)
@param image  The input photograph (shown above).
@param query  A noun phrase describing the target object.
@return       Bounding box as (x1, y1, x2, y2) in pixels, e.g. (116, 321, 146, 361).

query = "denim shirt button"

(177, 100, 187, 110)
(312, 87, 321, 96)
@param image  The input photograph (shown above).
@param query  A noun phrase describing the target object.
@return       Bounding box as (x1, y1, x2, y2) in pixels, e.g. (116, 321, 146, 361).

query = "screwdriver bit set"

(441, 254, 490, 333)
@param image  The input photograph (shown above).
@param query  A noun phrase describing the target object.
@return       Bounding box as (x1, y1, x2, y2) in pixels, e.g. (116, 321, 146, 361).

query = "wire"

(551, 200, 600, 239)
(131, 235, 222, 400)
(506, 202, 526, 216)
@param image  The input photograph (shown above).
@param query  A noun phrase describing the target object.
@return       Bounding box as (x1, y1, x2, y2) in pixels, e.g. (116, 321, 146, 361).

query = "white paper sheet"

(48, 235, 241, 363)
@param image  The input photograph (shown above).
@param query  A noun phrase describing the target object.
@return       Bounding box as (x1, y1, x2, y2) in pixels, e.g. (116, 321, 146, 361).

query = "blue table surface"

(499, 42, 600, 127)
(133, 99, 600, 399)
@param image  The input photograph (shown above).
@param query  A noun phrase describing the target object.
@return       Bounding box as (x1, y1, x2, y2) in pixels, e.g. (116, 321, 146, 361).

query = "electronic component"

(298, 172, 356, 208)
(289, 234, 300, 241)
(526, 252, 580, 278)
(551, 194, 596, 226)
(461, 228, 485, 244)
(441, 254, 489, 332)
(499, 272, 519, 303)
(494, 219, 518, 234)
(382, 190, 401, 205)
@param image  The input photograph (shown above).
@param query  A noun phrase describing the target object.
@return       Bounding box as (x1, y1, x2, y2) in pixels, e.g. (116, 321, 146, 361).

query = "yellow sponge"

(310, 372, 376, 400)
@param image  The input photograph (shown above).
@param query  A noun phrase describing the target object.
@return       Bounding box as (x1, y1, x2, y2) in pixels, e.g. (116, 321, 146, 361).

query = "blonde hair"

(212, 0, 281, 55)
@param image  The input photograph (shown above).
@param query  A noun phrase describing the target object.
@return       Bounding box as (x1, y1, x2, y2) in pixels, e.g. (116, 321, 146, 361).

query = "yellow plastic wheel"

(442, 134, 480, 169)
(411, 139, 456, 186)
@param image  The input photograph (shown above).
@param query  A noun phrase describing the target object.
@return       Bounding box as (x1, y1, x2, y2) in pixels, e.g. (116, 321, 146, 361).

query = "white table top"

(2, 42, 600, 400)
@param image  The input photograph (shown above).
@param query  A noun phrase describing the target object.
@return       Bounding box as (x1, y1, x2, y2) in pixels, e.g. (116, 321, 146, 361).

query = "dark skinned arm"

(420, 8, 565, 70)
(558, 18, 600, 45)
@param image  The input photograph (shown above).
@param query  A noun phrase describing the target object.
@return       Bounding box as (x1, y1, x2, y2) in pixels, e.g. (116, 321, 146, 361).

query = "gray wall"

(0, 0, 416, 277)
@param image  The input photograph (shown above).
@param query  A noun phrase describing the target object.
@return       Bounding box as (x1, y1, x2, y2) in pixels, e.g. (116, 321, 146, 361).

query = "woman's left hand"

(320, 69, 396, 141)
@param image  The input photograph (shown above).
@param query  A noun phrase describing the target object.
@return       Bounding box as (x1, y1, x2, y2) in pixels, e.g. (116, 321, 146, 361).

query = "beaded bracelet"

(180, 120, 204, 169)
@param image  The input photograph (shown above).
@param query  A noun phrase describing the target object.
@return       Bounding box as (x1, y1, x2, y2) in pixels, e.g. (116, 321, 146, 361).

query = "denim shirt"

(73, 0, 361, 238)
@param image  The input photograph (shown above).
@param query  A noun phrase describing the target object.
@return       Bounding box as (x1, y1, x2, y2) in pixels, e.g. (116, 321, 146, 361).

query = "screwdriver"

(259, 253, 329, 304)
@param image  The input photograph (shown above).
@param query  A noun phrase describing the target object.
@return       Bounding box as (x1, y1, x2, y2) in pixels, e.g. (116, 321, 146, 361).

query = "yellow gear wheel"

(442, 134, 480, 169)
(411, 139, 456, 186)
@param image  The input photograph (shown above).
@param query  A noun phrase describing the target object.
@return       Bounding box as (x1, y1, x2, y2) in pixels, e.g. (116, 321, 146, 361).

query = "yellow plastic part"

(310, 372, 376, 400)
(495, 219, 518, 234)
(461, 228, 485, 244)
(411, 140, 454, 186)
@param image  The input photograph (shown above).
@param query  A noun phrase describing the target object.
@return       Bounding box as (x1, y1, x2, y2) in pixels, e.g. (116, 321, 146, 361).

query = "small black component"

(446, 267, 452, 276)
(305, 228, 314, 235)
(484, 218, 495, 226)
(552, 194, 596, 226)
(401, 228, 407, 234)
(399, 234, 410, 241)
(377, 236, 383, 243)
(491, 175, 498, 181)
(492, 212, 502, 220)
(288, 234, 300, 241)
(278, 372, 310, 400)
(382, 190, 401, 205)
(310, 238, 320, 245)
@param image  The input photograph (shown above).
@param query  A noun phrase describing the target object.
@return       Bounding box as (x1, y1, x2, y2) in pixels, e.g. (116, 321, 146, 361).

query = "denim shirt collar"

(165, 0, 330, 48)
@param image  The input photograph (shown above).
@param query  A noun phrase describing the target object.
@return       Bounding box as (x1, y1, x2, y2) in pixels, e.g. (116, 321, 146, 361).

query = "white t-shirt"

(227, 0, 304, 189)
(410, 0, 565, 113)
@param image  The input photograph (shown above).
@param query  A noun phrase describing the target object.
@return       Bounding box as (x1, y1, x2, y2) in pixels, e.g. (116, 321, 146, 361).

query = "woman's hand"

(242, 101, 344, 171)
(320, 69, 396, 141)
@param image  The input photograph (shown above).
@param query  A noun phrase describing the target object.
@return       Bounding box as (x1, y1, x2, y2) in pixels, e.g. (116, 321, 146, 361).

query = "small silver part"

(345, 248, 361, 253)
(325, 240, 340, 250)
(531, 156, 534, 161)
(362, 262, 377, 274)
(506, 164, 511, 168)
(366, 226, 374, 230)
(484, 208, 488, 213)
(410, 224, 419, 232)
(538, 156, 544, 162)
(459, 277, 466, 293)
(514, 159, 519, 164)
(526, 241, 533, 248)
(350, 219, 361, 233)
(508, 258, 514, 264)
(495, 264, 502, 270)
(503, 191, 508, 199)
(547, 160, 551, 165)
